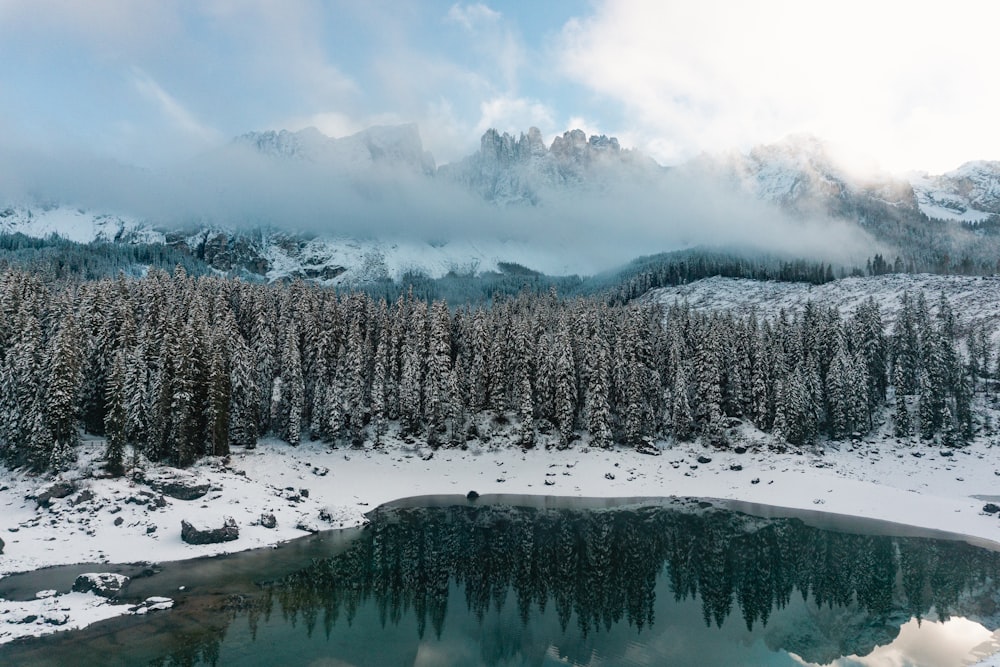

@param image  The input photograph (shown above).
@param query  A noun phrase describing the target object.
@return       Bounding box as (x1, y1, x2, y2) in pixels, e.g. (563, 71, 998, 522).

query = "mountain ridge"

(4, 125, 1000, 283)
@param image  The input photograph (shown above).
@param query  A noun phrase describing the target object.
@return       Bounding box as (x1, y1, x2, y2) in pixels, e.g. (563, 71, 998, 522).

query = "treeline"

(0, 268, 988, 474)
(601, 249, 836, 304)
(0, 232, 212, 282)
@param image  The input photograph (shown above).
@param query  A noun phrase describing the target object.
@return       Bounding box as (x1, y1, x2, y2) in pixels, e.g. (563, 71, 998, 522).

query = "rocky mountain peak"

(235, 124, 434, 174)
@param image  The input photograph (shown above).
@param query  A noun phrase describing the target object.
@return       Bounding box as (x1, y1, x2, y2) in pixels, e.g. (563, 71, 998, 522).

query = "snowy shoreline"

(4, 432, 1000, 645)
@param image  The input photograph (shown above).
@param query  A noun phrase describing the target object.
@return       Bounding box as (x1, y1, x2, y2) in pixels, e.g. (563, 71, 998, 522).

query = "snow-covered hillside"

(0, 206, 163, 245)
(648, 273, 1000, 338)
(0, 207, 576, 282)
(257, 233, 575, 284)
(909, 161, 1000, 223)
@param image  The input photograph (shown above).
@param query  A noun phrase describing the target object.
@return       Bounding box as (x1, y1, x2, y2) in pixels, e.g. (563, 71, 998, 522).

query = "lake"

(3, 496, 1000, 666)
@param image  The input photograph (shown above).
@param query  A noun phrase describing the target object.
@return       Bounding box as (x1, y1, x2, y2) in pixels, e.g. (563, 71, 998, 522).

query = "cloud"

(131, 68, 220, 144)
(445, 3, 501, 31)
(0, 130, 878, 277)
(475, 97, 556, 137)
(556, 0, 1000, 173)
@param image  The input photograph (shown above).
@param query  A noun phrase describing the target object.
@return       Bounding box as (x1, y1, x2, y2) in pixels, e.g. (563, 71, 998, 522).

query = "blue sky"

(2, 1, 1000, 173)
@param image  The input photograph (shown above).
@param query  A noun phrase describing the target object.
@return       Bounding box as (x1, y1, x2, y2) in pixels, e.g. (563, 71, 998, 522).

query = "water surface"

(3, 496, 1000, 666)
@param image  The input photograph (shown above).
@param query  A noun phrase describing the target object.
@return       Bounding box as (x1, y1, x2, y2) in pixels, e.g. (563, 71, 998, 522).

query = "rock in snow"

(148, 470, 211, 501)
(71, 573, 130, 599)
(33, 480, 76, 508)
(181, 518, 238, 545)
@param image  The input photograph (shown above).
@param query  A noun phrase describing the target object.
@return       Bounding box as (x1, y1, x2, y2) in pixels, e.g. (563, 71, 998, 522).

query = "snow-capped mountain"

(438, 127, 661, 205)
(233, 123, 436, 174)
(908, 161, 1000, 223)
(690, 134, 918, 217)
(3, 124, 1000, 284)
(0, 205, 163, 245)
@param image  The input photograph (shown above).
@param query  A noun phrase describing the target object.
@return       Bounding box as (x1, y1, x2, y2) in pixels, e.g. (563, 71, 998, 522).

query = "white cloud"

(475, 97, 556, 138)
(445, 3, 501, 31)
(557, 0, 1000, 173)
(283, 111, 364, 139)
(131, 68, 220, 144)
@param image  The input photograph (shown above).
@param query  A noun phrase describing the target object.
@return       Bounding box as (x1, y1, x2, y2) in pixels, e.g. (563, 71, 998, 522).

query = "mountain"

(4, 124, 1000, 285)
(233, 124, 436, 175)
(908, 161, 1000, 223)
(688, 134, 918, 217)
(438, 127, 661, 205)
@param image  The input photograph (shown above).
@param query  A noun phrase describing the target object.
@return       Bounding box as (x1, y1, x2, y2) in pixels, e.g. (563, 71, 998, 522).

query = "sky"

(2, 0, 1000, 174)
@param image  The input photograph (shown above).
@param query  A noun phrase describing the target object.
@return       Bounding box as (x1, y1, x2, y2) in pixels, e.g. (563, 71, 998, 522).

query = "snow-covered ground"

(5, 417, 1000, 647)
(8, 272, 1000, 651)
(649, 274, 1000, 339)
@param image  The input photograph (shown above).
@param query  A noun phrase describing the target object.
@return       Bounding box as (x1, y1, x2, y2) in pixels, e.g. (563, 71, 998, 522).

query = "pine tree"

(103, 346, 128, 476)
(371, 336, 388, 445)
(554, 329, 577, 447)
(670, 366, 693, 442)
(518, 371, 535, 448)
(278, 322, 304, 446)
(44, 306, 83, 470)
(586, 341, 613, 449)
(893, 362, 910, 438)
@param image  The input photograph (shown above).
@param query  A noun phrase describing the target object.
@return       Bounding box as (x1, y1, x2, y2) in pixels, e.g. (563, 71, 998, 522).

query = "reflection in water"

(6, 501, 1000, 666)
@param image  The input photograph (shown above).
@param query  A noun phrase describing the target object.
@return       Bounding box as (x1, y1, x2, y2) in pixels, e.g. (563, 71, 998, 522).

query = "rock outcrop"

(72, 573, 130, 599)
(181, 517, 239, 545)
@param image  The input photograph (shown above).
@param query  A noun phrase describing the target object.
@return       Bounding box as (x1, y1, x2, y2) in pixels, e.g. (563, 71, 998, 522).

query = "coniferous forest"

(0, 266, 989, 475)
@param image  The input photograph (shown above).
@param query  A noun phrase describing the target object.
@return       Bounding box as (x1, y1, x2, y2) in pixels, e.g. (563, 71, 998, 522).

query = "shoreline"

(3, 432, 1000, 644)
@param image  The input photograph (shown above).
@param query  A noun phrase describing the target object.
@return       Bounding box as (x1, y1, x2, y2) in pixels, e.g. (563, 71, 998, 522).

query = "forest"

(0, 265, 990, 475)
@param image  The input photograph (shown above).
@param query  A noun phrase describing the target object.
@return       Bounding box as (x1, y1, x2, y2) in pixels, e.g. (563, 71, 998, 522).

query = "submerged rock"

(72, 573, 130, 599)
(181, 517, 239, 545)
(466, 490, 480, 500)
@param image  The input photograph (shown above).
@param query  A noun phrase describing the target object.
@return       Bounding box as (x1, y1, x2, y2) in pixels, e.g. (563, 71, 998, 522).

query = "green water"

(4, 498, 1000, 666)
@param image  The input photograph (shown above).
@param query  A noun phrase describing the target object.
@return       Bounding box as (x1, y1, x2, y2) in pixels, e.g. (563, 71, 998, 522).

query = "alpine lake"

(2, 495, 1000, 667)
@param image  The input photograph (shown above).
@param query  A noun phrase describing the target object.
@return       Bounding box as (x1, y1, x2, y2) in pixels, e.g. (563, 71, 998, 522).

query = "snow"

(262, 235, 579, 284)
(649, 274, 1000, 341)
(0, 591, 147, 644)
(0, 205, 163, 245)
(6, 415, 1000, 645)
(8, 273, 1000, 647)
(909, 168, 998, 223)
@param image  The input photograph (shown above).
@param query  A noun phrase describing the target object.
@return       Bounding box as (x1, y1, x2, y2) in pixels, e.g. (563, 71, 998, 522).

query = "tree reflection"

(259, 503, 1000, 654)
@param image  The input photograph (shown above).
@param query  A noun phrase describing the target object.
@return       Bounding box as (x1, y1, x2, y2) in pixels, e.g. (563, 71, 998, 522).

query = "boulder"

(0, 535, 4, 554)
(181, 517, 239, 545)
(148, 470, 210, 501)
(260, 512, 277, 529)
(34, 480, 77, 508)
(984, 503, 1000, 514)
(71, 490, 95, 506)
(72, 573, 130, 599)
(466, 490, 480, 500)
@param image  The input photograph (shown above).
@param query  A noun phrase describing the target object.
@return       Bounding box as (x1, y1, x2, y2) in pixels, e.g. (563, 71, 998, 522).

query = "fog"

(0, 139, 880, 276)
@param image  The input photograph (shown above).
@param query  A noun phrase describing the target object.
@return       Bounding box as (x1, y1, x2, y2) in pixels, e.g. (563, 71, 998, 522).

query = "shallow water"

(4, 496, 1000, 666)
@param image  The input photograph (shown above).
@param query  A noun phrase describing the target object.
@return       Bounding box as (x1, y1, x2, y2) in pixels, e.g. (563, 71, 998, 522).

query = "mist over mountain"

(2, 123, 998, 283)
